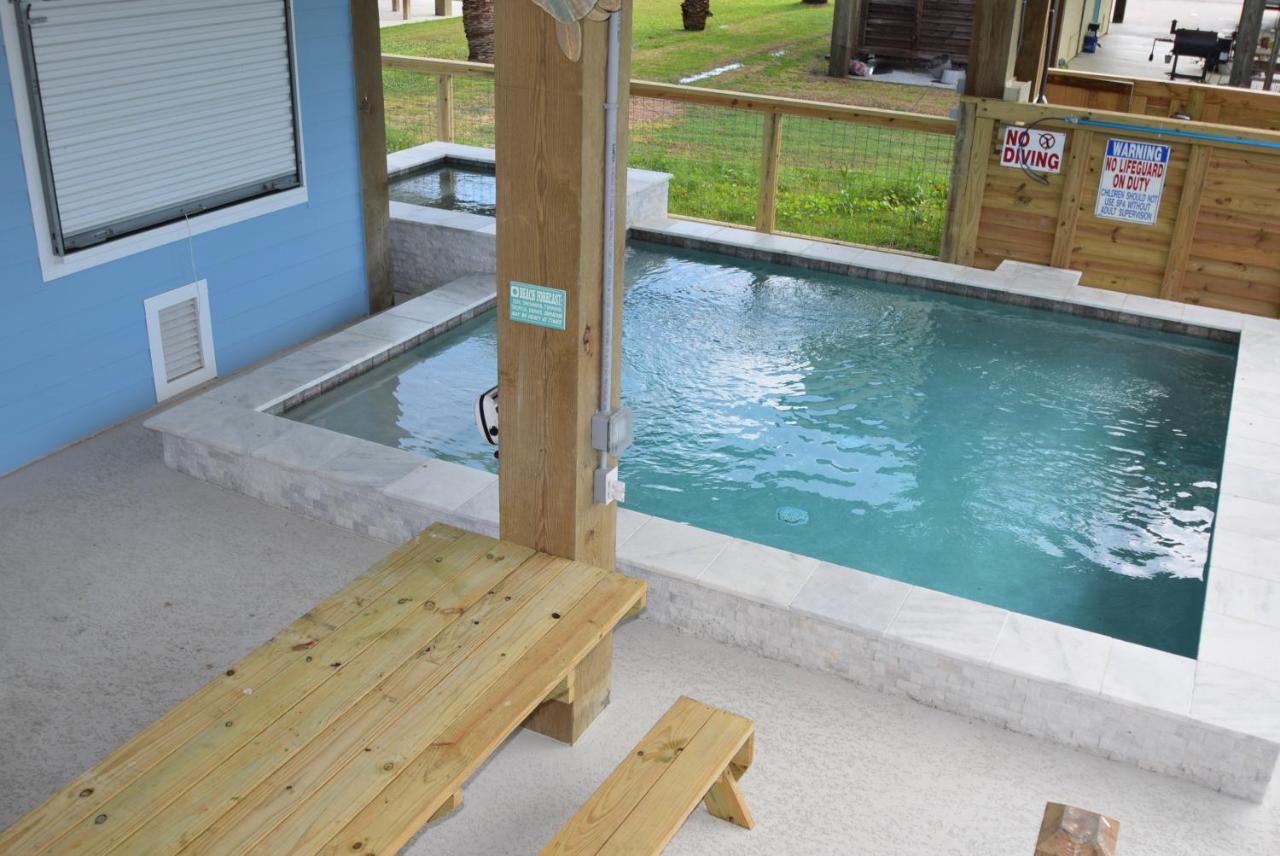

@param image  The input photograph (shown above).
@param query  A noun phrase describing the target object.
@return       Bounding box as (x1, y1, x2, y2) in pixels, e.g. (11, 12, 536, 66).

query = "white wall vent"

(144, 281, 217, 401)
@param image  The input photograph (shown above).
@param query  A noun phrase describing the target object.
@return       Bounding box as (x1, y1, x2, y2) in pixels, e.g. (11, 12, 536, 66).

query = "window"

(12, 0, 301, 255)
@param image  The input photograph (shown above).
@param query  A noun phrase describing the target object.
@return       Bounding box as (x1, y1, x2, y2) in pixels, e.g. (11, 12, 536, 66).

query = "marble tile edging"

(146, 227, 1280, 802)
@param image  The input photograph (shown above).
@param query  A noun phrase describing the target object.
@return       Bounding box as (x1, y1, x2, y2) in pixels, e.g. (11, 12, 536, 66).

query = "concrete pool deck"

(4, 420, 1280, 854)
(143, 220, 1280, 800)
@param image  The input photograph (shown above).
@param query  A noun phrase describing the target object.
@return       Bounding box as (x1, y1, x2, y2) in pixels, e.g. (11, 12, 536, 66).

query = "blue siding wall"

(0, 0, 368, 475)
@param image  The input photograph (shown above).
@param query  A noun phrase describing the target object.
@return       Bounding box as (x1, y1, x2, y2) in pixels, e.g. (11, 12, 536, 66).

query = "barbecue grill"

(1149, 20, 1233, 82)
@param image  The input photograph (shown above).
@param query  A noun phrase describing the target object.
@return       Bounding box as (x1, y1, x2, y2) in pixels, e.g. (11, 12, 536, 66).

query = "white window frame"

(144, 280, 217, 402)
(0, 0, 308, 283)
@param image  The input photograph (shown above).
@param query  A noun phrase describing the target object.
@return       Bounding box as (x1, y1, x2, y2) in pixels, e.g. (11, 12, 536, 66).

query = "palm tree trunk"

(461, 0, 494, 63)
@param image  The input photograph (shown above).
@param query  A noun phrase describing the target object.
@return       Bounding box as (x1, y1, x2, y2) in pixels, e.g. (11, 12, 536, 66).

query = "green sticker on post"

(508, 281, 567, 331)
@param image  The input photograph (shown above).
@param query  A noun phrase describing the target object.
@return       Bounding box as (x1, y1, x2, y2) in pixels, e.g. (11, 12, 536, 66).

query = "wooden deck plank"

(319, 573, 647, 856)
(169, 550, 573, 855)
(44, 530, 496, 855)
(0, 524, 467, 856)
(598, 707, 754, 855)
(227, 561, 616, 854)
(540, 697, 716, 856)
(109, 543, 544, 856)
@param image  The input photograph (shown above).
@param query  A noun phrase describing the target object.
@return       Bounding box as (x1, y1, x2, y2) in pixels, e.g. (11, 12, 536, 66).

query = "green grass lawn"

(381, 1, 957, 254)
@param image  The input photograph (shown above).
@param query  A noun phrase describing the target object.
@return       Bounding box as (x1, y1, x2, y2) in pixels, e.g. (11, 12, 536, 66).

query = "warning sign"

(999, 126, 1066, 174)
(508, 281, 567, 331)
(1094, 138, 1171, 226)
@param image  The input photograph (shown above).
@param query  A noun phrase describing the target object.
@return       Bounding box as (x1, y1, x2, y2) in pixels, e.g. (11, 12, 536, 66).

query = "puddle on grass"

(678, 62, 743, 84)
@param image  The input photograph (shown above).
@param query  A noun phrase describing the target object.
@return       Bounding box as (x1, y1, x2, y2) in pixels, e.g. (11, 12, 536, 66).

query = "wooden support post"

(1050, 129, 1092, 269)
(965, 0, 1024, 99)
(403, 0, 411, 21)
(494, 0, 631, 569)
(351, 0, 393, 314)
(756, 112, 783, 233)
(524, 634, 613, 744)
(1035, 803, 1119, 855)
(1160, 145, 1210, 302)
(1014, 0, 1053, 100)
(428, 790, 463, 823)
(940, 100, 994, 265)
(1231, 0, 1268, 87)
(437, 74, 454, 142)
(436, 0, 450, 16)
(828, 0, 865, 78)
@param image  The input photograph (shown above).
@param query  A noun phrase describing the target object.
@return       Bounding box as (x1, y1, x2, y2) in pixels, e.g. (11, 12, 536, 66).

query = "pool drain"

(776, 506, 809, 526)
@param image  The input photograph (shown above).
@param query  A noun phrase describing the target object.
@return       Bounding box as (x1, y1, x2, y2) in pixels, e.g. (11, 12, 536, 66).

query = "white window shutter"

(15, 0, 301, 253)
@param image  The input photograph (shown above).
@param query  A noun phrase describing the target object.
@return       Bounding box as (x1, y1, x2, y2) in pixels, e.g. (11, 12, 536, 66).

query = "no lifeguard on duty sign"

(1095, 138, 1171, 226)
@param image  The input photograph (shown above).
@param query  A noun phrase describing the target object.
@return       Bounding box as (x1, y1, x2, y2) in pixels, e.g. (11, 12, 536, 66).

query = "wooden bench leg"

(704, 732, 754, 828)
(524, 634, 612, 745)
(429, 789, 463, 823)
(703, 770, 754, 829)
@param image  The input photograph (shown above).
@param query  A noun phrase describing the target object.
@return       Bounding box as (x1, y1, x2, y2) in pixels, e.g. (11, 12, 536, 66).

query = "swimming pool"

(389, 161, 496, 217)
(287, 243, 1236, 656)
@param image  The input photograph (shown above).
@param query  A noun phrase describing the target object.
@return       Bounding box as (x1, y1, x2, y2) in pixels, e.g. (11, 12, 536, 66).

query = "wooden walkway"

(0, 523, 645, 855)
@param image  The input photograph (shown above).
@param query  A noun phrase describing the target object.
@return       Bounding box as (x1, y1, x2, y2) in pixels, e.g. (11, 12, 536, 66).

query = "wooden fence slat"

(1050, 129, 1092, 269)
(1159, 145, 1210, 301)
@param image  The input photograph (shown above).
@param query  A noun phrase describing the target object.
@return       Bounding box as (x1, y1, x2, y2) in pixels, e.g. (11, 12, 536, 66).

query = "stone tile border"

(386, 142, 670, 296)
(146, 223, 1280, 801)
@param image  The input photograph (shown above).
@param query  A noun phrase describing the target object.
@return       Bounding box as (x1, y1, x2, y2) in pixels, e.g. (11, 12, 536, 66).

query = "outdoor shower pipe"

(597, 10, 621, 481)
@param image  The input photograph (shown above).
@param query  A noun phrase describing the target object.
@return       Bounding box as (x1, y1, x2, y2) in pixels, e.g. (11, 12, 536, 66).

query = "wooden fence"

(381, 55, 956, 253)
(944, 96, 1280, 317)
(1045, 69, 1280, 131)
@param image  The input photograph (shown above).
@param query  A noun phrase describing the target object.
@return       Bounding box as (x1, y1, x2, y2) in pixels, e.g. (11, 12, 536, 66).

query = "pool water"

(389, 162, 496, 217)
(288, 243, 1236, 656)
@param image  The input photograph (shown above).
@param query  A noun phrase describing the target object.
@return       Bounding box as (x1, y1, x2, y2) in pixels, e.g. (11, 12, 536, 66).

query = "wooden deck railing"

(381, 54, 957, 255)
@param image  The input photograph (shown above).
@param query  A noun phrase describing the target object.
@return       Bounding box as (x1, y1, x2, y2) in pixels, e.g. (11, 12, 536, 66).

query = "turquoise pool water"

(389, 162, 496, 217)
(288, 243, 1236, 656)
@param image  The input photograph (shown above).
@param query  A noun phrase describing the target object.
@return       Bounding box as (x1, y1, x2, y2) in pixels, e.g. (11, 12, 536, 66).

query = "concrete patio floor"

(2, 419, 1278, 854)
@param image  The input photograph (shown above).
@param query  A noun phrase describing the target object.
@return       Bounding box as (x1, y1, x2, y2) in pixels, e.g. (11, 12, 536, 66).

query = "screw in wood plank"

(78, 788, 93, 797)
(94, 814, 107, 825)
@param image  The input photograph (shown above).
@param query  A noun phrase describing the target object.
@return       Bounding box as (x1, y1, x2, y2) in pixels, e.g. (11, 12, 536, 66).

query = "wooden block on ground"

(1035, 802, 1120, 856)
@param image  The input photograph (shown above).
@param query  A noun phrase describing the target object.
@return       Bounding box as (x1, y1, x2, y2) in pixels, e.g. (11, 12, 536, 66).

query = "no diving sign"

(999, 126, 1066, 174)
(1095, 138, 1171, 226)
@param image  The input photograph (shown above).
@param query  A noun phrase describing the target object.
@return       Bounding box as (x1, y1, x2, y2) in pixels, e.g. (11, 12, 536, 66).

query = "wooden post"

(494, 1, 632, 568)
(436, 0, 450, 16)
(940, 99, 994, 265)
(1230, 0, 1267, 87)
(437, 74, 454, 142)
(965, 0, 1024, 99)
(403, 0, 411, 21)
(1035, 803, 1119, 855)
(351, 0, 393, 313)
(1160, 145, 1210, 301)
(756, 112, 783, 233)
(1050, 129, 1091, 269)
(524, 634, 614, 744)
(828, 0, 865, 78)
(1014, 0, 1053, 100)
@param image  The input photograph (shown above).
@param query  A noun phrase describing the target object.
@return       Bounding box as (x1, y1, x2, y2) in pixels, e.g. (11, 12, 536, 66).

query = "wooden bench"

(541, 696, 755, 855)
(0, 523, 645, 855)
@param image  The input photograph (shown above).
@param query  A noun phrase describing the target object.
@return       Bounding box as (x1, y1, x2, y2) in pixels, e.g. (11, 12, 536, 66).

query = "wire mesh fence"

(383, 67, 954, 255)
(628, 96, 763, 228)
(776, 118, 953, 256)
